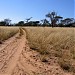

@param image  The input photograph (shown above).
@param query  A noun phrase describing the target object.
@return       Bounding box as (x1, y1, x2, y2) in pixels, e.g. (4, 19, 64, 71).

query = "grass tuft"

(0, 27, 19, 41)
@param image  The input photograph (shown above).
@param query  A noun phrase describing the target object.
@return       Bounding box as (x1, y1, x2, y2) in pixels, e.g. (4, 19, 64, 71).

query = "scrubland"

(24, 27, 75, 74)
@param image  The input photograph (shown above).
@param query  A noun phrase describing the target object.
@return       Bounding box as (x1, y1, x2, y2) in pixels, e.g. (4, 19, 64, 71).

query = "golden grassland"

(0, 26, 75, 74)
(0, 27, 19, 41)
(23, 27, 75, 73)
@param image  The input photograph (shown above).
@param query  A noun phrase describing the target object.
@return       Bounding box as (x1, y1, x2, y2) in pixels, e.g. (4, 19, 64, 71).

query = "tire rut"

(0, 29, 26, 75)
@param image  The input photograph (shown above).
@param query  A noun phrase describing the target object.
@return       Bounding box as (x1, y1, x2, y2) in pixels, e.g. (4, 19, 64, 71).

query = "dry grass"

(0, 27, 19, 41)
(23, 27, 75, 73)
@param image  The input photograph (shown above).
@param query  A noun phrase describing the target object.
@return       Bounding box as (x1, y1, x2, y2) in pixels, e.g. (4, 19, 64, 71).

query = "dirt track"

(0, 29, 73, 75)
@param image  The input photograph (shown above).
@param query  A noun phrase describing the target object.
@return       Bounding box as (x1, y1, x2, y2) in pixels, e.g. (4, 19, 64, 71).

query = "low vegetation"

(23, 27, 75, 74)
(0, 12, 75, 27)
(0, 27, 19, 41)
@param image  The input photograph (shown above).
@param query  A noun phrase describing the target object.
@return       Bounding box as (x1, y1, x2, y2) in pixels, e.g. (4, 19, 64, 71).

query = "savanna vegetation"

(0, 27, 19, 42)
(0, 11, 75, 27)
(0, 11, 75, 75)
(23, 27, 75, 74)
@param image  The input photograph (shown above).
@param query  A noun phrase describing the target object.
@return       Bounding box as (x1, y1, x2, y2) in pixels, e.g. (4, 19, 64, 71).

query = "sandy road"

(0, 29, 26, 75)
(0, 28, 73, 75)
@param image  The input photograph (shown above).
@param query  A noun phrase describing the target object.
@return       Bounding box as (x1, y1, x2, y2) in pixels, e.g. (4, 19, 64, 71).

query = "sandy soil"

(0, 29, 73, 75)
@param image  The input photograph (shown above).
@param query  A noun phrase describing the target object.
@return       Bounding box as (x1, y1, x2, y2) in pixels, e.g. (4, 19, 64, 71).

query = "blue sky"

(0, 0, 74, 23)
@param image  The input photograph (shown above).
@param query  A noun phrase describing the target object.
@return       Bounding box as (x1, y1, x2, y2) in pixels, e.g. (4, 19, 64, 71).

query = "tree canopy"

(0, 11, 75, 27)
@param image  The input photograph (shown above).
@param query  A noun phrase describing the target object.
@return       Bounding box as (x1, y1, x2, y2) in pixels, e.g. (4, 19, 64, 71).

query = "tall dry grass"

(0, 27, 19, 41)
(24, 27, 75, 73)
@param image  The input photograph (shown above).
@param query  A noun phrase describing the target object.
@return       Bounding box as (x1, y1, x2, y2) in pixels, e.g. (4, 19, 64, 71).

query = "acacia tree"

(55, 16, 63, 23)
(61, 18, 74, 25)
(25, 17, 32, 23)
(41, 19, 49, 26)
(4, 19, 11, 26)
(0, 19, 11, 26)
(46, 11, 63, 27)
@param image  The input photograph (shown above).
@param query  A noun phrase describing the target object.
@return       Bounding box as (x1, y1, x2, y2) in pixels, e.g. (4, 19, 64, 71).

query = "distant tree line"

(0, 11, 75, 27)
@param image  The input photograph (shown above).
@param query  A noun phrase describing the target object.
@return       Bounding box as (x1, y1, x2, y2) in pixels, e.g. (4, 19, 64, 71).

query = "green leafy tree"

(0, 21, 6, 26)
(18, 21, 24, 26)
